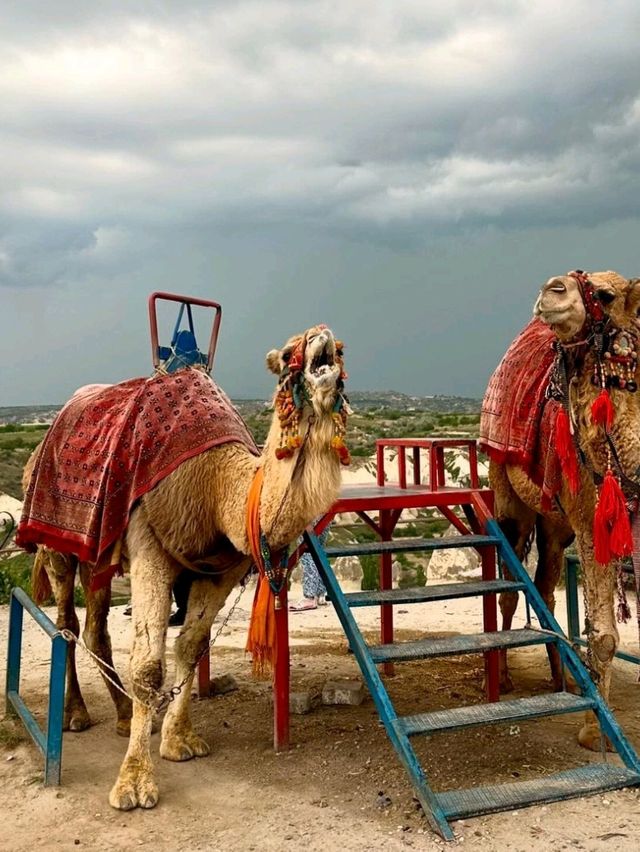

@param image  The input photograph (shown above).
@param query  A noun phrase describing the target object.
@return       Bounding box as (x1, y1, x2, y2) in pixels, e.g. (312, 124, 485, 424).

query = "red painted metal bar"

(273, 586, 290, 751)
(379, 509, 401, 677)
(376, 438, 477, 449)
(355, 510, 383, 536)
(435, 446, 445, 489)
(397, 447, 407, 489)
(197, 650, 211, 699)
(438, 506, 472, 537)
(481, 545, 500, 702)
(266, 470, 497, 750)
(412, 447, 421, 485)
(376, 443, 386, 486)
(148, 291, 222, 373)
(469, 442, 480, 488)
(429, 445, 439, 492)
(469, 491, 499, 701)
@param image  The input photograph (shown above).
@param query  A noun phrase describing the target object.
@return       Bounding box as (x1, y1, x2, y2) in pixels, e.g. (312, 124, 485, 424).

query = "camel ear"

(625, 279, 640, 318)
(266, 349, 281, 374)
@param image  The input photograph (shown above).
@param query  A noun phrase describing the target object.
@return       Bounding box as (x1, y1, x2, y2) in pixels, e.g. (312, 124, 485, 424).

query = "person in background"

(289, 522, 331, 612)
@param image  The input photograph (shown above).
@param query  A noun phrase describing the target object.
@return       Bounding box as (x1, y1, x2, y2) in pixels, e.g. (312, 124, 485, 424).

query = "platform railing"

(5, 587, 68, 785)
(375, 438, 480, 491)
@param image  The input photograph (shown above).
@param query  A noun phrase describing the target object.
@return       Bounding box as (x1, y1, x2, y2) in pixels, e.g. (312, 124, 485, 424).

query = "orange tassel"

(593, 470, 633, 565)
(590, 389, 615, 430)
(555, 407, 580, 494)
(245, 466, 278, 675)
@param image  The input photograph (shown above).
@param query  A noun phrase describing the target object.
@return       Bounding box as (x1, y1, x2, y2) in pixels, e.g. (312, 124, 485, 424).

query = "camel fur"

(25, 324, 346, 810)
(489, 271, 640, 752)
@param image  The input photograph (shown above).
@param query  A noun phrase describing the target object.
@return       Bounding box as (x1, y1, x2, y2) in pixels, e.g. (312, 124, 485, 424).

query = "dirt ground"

(0, 582, 639, 852)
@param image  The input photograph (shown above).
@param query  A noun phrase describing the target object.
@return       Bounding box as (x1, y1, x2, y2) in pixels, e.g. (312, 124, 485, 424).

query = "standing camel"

(480, 270, 640, 752)
(19, 324, 349, 810)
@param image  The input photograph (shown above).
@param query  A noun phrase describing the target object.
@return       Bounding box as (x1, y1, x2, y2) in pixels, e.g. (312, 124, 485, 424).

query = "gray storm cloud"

(1, 1, 640, 403)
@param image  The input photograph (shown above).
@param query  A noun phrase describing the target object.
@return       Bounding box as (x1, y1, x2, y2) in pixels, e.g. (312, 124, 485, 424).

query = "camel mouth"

(305, 332, 339, 384)
(309, 346, 336, 377)
(537, 307, 573, 326)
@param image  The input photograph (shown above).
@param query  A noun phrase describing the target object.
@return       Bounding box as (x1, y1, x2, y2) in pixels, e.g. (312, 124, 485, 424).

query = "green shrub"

(359, 553, 380, 591)
(0, 553, 33, 604)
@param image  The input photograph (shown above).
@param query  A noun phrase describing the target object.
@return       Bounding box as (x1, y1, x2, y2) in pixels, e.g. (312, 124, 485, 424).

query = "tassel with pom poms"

(593, 470, 633, 565)
(555, 407, 580, 495)
(590, 388, 615, 430)
(331, 435, 351, 466)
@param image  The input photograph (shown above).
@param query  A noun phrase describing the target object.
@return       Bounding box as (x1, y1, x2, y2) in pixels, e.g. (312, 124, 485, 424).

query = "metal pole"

(44, 634, 68, 786)
(6, 592, 24, 716)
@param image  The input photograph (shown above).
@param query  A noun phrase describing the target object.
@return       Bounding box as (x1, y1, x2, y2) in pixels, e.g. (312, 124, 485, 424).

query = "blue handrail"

(5, 587, 68, 785)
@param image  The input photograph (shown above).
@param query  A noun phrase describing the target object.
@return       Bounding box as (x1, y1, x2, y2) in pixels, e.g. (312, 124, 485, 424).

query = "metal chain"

(61, 583, 247, 713)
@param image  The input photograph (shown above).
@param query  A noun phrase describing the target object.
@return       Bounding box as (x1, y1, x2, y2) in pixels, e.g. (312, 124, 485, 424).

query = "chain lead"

(63, 583, 247, 713)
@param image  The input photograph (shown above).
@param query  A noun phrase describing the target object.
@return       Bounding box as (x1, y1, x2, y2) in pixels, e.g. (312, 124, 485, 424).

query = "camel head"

(266, 324, 350, 463)
(534, 271, 632, 342)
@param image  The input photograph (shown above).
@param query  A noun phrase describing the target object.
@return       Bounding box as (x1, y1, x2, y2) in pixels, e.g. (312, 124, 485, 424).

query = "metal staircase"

(302, 520, 640, 841)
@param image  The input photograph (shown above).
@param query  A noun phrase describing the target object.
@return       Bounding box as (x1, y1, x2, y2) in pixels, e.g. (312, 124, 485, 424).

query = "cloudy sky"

(2, 1, 640, 404)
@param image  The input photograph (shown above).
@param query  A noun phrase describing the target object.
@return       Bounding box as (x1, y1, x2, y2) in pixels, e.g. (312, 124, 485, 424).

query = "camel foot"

(109, 767, 159, 811)
(116, 718, 131, 738)
(577, 723, 614, 753)
(160, 730, 211, 762)
(64, 706, 91, 732)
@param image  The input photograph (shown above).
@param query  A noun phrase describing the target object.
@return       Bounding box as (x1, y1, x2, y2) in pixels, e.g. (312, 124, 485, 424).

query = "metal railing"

(5, 587, 68, 785)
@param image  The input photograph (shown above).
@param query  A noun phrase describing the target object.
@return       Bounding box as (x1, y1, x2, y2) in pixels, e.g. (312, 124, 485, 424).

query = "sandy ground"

(0, 583, 639, 852)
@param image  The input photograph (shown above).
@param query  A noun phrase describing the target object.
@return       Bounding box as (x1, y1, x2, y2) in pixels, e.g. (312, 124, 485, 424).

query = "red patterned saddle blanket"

(17, 368, 259, 566)
(479, 318, 563, 507)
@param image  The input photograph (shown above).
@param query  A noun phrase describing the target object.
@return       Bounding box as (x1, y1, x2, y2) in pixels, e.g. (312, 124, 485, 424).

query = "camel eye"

(549, 284, 566, 293)
(594, 289, 615, 305)
(282, 350, 291, 363)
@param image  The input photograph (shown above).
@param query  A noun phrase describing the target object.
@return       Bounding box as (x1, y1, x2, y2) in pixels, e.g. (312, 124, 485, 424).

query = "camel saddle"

(479, 318, 564, 509)
(17, 368, 259, 586)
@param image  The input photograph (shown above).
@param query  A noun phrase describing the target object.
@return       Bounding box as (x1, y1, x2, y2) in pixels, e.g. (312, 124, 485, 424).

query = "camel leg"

(160, 569, 246, 762)
(571, 531, 618, 752)
(491, 464, 537, 690)
(78, 564, 133, 738)
(109, 516, 175, 811)
(533, 515, 575, 691)
(46, 552, 91, 732)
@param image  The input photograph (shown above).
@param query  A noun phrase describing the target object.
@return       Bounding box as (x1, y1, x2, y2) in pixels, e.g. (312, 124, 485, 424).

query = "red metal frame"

(148, 292, 222, 374)
(270, 438, 500, 751)
(195, 436, 498, 749)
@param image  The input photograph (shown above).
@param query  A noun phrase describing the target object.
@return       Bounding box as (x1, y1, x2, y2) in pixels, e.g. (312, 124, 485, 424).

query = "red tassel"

(593, 470, 633, 565)
(590, 389, 615, 430)
(555, 407, 580, 494)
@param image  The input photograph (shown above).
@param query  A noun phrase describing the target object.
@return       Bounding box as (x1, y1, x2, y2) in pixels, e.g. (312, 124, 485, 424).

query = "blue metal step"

(301, 523, 640, 841)
(345, 579, 526, 607)
(325, 534, 500, 558)
(370, 628, 554, 664)
(397, 692, 596, 737)
(436, 764, 640, 820)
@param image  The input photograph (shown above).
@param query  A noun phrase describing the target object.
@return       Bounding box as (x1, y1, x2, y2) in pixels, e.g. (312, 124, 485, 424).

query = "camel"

(484, 270, 640, 752)
(23, 324, 347, 810)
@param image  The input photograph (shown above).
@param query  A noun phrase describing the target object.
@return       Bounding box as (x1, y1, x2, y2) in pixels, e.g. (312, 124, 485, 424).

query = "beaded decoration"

(598, 329, 639, 392)
(259, 532, 290, 595)
(561, 271, 637, 564)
